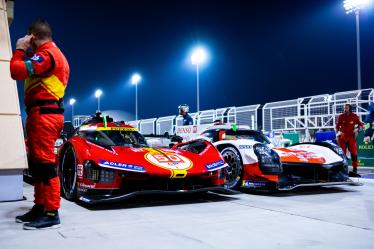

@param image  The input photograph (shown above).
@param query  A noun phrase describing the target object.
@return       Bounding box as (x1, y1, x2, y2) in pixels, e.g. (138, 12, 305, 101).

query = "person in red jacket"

(336, 103, 363, 174)
(10, 20, 69, 230)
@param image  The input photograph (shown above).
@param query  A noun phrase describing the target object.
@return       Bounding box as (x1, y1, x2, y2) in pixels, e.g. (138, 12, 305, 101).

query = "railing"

(139, 118, 157, 135)
(73, 89, 373, 135)
(156, 115, 175, 135)
(73, 115, 90, 128)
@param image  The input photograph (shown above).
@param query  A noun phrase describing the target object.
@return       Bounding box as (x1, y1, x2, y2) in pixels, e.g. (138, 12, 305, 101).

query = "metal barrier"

(262, 88, 373, 133)
(139, 118, 157, 135)
(215, 107, 230, 123)
(333, 89, 373, 123)
(73, 115, 90, 128)
(262, 99, 306, 132)
(306, 94, 334, 130)
(156, 115, 175, 135)
(72, 89, 373, 136)
(127, 120, 140, 130)
(198, 109, 216, 125)
(235, 105, 261, 130)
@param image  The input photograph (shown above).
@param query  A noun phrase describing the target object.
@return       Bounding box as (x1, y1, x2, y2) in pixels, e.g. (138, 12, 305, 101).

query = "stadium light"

(343, 0, 372, 90)
(344, 0, 371, 13)
(131, 73, 142, 120)
(69, 98, 76, 122)
(95, 89, 103, 112)
(190, 47, 208, 113)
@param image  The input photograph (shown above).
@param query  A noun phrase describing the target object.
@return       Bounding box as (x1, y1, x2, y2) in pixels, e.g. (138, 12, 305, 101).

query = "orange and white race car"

(186, 124, 358, 191)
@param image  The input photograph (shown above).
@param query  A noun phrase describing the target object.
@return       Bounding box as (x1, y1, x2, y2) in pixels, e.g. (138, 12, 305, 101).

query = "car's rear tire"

(220, 146, 243, 189)
(60, 145, 77, 201)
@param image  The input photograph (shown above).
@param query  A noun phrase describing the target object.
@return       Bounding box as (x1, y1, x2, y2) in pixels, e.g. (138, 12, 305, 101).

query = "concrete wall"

(0, 0, 28, 201)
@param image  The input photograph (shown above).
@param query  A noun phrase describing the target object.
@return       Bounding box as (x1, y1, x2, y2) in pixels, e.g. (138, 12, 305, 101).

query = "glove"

(336, 131, 342, 138)
(364, 136, 371, 143)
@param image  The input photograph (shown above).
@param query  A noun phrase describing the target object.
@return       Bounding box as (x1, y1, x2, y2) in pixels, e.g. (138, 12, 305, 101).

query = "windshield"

(224, 130, 270, 144)
(79, 129, 148, 147)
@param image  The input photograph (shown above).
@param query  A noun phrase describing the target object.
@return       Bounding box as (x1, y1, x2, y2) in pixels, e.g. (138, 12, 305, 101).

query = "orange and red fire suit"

(10, 41, 69, 212)
(336, 112, 363, 169)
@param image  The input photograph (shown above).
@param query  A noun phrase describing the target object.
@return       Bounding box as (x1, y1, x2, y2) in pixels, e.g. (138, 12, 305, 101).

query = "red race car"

(57, 113, 229, 204)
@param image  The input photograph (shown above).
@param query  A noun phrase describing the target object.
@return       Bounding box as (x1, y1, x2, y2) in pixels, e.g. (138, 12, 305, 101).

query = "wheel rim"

(61, 147, 76, 196)
(222, 149, 241, 187)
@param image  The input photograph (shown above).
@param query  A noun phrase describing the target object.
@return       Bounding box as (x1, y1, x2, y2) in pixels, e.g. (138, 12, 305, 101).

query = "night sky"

(9, 0, 374, 121)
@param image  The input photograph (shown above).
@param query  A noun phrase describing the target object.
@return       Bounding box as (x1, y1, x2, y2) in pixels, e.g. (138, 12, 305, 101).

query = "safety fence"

(125, 104, 260, 135)
(73, 88, 373, 135)
(262, 88, 373, 132)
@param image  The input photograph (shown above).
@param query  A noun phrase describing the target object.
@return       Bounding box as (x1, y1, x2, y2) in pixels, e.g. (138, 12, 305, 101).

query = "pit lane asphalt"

(1, 178, 373, 249)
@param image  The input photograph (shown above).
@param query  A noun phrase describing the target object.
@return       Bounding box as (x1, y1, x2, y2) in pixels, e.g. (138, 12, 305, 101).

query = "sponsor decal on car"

(242, 180, 269, 188)
(77, 164, 83, 177)
(145, 152, 193, 170)
(97, 127, 137, 131)
(99, 160, 146, 172)
(239, 145, 252, 150)
(205, 160, 226, 171)
(79, 126, 137, 132)
(79, 197, 92, 203)
(78, 182, 96, 189)
(130, 148, 145, 152)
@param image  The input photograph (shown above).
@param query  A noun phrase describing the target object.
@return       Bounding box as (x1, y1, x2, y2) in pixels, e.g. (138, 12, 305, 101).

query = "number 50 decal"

(145, 152, 192, 170)
(154, 154, 182, 163)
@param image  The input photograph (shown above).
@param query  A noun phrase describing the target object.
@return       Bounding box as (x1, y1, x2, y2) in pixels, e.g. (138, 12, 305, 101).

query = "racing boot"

(23, 210, 60, 230)
(349, 167, 361, 177)
(15, 204, 44, 223)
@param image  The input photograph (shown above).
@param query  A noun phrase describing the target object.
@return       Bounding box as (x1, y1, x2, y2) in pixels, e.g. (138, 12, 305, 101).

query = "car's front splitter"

(276, 179, 362, 191)
(78, 186, 236, 204)
(241, 178, 362, 191)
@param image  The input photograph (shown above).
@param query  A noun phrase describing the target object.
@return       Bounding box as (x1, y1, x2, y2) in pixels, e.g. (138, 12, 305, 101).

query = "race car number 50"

(153, 154, 182, 163)
(145, 153, 193, 170)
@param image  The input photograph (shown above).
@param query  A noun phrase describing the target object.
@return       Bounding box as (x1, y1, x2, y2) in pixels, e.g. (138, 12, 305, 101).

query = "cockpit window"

(201, 129, 219, 142)
(79, 129, 148, 147)
(224, 130, 270, 144)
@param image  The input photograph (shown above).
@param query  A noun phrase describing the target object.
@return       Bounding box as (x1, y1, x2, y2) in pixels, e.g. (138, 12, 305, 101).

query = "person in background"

(336, 103, 364, 174)
(364, 103, 374, 144)
(10, 20, 69, 230)
(179, 104, 193, 126)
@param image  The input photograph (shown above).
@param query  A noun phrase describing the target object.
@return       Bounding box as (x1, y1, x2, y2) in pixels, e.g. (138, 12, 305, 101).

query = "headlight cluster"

(253, 144, 282, 174)
(84, 160, 116, 184)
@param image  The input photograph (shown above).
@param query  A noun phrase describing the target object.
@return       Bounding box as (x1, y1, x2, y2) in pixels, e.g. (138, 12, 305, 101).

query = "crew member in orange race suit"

(336, 103, 364, 174)
(10, 20, 69, 230)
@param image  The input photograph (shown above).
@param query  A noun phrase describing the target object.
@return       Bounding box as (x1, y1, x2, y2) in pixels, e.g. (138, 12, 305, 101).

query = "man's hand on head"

(16, 35, 33, 51)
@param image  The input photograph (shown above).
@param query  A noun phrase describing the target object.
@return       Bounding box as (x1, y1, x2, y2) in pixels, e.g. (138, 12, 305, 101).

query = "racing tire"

(60, 144, 77, 201)
(220, 146, 243, 189)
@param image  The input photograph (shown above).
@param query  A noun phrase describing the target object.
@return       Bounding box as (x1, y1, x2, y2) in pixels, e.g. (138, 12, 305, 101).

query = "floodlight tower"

(343, 0, 371, 90)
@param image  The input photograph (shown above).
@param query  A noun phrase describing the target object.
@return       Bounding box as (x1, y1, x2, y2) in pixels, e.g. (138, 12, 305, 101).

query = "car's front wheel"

(220, 146, 243, 189)
(60, 145, 77, 201)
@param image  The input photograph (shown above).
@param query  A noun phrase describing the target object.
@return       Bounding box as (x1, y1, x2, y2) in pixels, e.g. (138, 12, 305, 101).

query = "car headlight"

(253, 144, 282, 174)
(84, 160, 116, 183)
